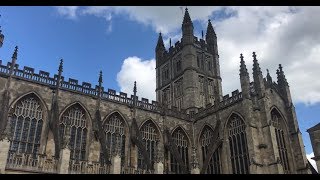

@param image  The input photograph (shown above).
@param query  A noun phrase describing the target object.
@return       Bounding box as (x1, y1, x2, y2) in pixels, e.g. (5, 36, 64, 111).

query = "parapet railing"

(5, 151, 58, 174)
(120, 166, 154, 174)
(0, 61, 160, 113)
(69, 159, 110, 174)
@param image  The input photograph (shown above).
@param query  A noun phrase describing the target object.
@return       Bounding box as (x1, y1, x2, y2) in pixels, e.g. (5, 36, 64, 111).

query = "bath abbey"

(0, 9, 314, 174)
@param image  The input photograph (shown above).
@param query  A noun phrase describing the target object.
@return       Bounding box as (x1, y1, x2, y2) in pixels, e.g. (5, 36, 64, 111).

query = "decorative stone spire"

(58, 59, 63, 77)
(56, 59, 63, 90)
(239, 53, 251, 99)
(98, 70, 103, 87)
(182, 8, 192, 25)
(277, 64, 288, 86)
(9, 46, 18, 75)
(252, 52, 262, 75)
(133, 81, 137, 106)
(239, 53, 248, 76)
(182, 8, 194, 45)
(0, 26, 4, 48)
(156, 32, 165, 50)
(206, 19, 216, 40)
(252, 52, 265, 97)
(266, 69, 272, 83)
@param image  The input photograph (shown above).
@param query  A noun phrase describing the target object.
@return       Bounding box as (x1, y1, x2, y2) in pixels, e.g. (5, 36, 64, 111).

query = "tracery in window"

(101, 112, 126, 165)
(170, 127, 189, 174)
(200, 125, 221, 174)
(60, 104, 88, 161)
(271, 109, 290, 174)
(162, 86, 171, 106)
(228, 114, 249, 174)
(198, 76, 205, 107)
(137, 120, 160, 169)
(9, 95, 44, 157)
(174, 78, 183, 110)
(208, 79, 215, 105)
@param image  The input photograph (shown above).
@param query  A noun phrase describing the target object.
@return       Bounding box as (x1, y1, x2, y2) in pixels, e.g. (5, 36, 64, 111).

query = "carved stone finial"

(58, 59, 63, 74)
(99, 70, 103, 84)
(12, 46, 18, 60)
(133, 81, 137, 95)
(252, 52, 257, 60)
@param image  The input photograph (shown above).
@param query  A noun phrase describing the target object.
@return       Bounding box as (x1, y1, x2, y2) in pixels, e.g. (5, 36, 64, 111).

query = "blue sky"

(0, 6, 319, 170)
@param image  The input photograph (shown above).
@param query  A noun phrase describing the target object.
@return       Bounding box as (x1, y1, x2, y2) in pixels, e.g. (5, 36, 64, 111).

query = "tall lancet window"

(200, 126, 221, 174)
(228, 114, 249, 174)
(170, 128, 189, 174)
(271, 109, 290, 174)
(59, 104, 88, 161)
(103, 113, 126, 165)
(9, 95, 44, 157)
(137, 120, 160, 169)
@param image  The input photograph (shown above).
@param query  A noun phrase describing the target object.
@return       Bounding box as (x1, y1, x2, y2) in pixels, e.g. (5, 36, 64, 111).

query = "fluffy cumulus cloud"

(116, 57, 156, 101)
(55, 6, 320, 105)
(307, 152, 318, 172)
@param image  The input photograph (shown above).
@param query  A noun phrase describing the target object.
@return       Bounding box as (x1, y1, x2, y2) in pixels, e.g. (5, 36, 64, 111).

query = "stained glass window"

(200, 126, 221, 174)
(271, 109, 290, 174)
(9, 95, 43, 158)
(138, 121, 159, 169)
(60, 104, 87, 162)
(170, 128, 189, 174)
(228, 114, 249, 174)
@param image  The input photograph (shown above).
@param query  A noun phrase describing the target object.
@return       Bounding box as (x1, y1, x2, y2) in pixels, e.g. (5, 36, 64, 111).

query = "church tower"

(155, 8, 223, 114)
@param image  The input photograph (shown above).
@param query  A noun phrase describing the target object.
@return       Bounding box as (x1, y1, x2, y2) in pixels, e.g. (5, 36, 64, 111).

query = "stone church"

(0, 8, 313, 174)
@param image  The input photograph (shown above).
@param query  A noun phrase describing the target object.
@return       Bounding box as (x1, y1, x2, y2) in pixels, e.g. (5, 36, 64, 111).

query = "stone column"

(0, 138, 10, 174)
(111, 131, 122, 174)
(154, 148, 164, 174)
(111, 154, 121, 174)
(58, 125, 71, 174)
(58, 147, 70, 174)
(190, 146, 200, 174)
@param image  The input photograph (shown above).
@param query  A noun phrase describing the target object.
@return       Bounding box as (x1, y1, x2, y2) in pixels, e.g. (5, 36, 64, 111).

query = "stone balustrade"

(5, 151, 58, 173)
(69, 159, 110, 174)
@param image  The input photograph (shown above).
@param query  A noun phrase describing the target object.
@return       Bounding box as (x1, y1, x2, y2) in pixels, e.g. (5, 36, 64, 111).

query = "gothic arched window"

(271, 109, 290, 174)
(170, 127, 189, 174)
(9, 95, 44, 157)
(228, 114, 249, 174)
(137, 120, 160, 169)
(102, 113, 126, 165)
(59, 104, 88, 161)
(200, 126, 221, 174)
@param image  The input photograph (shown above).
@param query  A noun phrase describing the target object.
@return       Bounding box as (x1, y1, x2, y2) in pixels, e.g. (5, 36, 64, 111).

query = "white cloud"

(116, 57, 156, 102)
(55, 6, 320, 105)
(55, 6, 79, 20)
(307, 152, 318, 172)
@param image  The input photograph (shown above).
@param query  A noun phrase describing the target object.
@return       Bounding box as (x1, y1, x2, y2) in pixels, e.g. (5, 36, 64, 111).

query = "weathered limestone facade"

(307, 123, 320, 172)
(0, 9, 312, 174)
